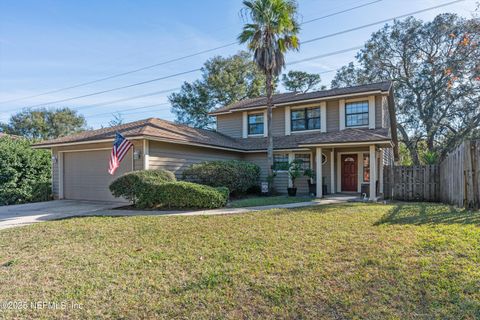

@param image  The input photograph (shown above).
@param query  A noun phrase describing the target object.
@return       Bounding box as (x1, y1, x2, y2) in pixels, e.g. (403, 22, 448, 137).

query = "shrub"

(0, 136, 51, 205)
(182, 160, 260, 195)
(109, 169, 176, 203)
(136, 181, 228, 209)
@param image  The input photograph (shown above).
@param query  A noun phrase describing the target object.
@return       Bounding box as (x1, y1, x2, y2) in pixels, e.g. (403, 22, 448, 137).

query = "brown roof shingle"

(34, 118, 392, 151)
(210, 81, 392, 114)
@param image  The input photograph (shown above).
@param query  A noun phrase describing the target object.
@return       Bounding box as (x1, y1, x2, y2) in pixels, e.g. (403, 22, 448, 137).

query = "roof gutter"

(298, 140, 393, 148)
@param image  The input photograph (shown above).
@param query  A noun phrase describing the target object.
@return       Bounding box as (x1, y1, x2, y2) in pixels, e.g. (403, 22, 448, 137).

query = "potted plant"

(287, 160, 302, 196)
(304, 168, 316, 196)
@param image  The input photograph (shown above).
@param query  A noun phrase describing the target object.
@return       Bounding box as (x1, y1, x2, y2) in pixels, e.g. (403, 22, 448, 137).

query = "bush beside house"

(109, 169, 176, 204)
(182, 160, 260, 195)
(0, 136, 51, 205)
(109, 169, 229, 209)
(136, 181, 228, 209)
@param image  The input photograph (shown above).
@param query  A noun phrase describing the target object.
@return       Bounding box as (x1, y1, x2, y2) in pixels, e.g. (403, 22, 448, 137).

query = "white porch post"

(369, 145, 377, 201)
(316, 147, 323, 198)
(379, 149, 384, 194)
(330, 149, 335, 194)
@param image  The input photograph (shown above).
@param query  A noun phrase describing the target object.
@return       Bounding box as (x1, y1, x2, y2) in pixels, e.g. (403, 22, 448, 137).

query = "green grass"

(0, 203, 479, 319)
(228, 195, 314, 208)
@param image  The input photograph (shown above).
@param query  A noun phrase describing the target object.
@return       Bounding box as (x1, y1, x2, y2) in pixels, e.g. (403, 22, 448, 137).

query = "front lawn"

(0, 203, 478, 319)
(228, 195, 314, 208)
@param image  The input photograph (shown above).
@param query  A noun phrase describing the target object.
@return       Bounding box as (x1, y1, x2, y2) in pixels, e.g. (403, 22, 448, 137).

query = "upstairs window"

(291, 107, 320, 132)
(345, 101, 369, 127)
(248, 113, 264, 135)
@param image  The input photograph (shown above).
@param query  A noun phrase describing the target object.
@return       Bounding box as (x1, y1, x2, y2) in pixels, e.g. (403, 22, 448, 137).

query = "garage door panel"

(63, 149, 132, 201)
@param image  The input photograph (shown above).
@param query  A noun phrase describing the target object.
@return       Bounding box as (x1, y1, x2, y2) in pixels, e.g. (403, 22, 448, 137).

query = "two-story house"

(34, 81, 398, 202)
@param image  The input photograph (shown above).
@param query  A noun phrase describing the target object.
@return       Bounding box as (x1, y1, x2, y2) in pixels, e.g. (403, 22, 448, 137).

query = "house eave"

(298, 140, 393, 148)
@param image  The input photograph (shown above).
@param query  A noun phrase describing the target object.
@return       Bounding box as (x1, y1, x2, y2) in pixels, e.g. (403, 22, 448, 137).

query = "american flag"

(108, 132, 133, 175)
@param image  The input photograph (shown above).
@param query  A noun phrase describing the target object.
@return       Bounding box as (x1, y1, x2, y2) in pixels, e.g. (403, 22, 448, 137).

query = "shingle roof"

(236, 128, 391, 151)
(33, 118, 243, 150)
(210, 81, 392, 114)
(34, 118, 392, 151)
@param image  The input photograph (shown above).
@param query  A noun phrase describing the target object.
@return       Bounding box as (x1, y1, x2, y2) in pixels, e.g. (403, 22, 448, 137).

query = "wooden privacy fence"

(384, 165, 439, 202)
(384, 140, 480, 209)
(439, 140, 479, 209)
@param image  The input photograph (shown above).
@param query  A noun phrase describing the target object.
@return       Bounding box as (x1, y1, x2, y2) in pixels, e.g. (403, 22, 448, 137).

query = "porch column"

(369, 145, 377, 201)
(379, 149, 384, 194)
(316, 147, 323, 198)
(330, 149, 335, 194)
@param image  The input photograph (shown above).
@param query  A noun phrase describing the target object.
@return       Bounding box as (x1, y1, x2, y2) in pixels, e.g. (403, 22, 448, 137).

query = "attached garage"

(61, 149, 133, 202)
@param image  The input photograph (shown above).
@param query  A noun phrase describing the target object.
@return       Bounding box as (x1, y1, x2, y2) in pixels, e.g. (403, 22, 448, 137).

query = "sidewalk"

(0, 195, 358, 230)
(85, 195, 358, 217)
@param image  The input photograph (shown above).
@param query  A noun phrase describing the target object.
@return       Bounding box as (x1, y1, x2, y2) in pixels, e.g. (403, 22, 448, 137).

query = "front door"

(341, 154, 357, 192)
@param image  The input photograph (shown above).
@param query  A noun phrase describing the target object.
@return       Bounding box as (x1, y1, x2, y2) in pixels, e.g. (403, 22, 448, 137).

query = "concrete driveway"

(0, 200, 124, 230)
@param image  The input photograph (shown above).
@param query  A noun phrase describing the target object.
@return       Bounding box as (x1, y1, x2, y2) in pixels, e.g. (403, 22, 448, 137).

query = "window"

(345, 101, 369, 127)
(291, 107, 320, 131)
(273, 154, 289, 171)
(363, 154, 370, 182)
(248, 113, 264, 135)
(294, 154, 311, 170)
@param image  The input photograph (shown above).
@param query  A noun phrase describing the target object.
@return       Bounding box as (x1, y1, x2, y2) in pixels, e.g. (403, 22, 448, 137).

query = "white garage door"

(63, 149, 132, 201)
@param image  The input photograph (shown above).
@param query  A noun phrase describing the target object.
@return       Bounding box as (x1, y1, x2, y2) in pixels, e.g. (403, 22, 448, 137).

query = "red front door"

(341, 154, 357, 192)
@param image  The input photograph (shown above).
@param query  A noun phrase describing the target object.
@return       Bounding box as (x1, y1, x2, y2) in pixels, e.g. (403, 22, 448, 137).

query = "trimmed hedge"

(136, 181, 228, 209)
(182, 160, 260, 195)
(109, 169, 176, 203)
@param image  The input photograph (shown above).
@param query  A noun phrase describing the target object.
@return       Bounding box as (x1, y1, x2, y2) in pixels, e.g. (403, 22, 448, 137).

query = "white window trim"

(289, 104, 324, 133)
(244, 111, 267, 137)
(340, 96, 376, 130)
(320, 101, 327, 133)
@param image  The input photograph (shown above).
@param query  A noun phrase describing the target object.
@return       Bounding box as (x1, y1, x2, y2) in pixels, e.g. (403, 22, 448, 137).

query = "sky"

(0, 0, 477, 128)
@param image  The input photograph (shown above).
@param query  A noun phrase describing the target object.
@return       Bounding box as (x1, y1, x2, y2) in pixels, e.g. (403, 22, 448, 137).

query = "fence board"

(386, 140, 479, 209)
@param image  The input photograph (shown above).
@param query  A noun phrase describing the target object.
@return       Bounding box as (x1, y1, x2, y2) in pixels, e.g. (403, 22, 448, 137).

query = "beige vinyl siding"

(148, 141, 241, 178)
(382, 96, 390, 128)
(51, 147, 60, 199)
(271, 107, 285, 136)
(375, 95, 383, 128)
(242, 152, 289, 194)
(326, 100, 340, 132)
(132, 141, 143, 171)
(216, 113, 242, 138)
(243, 152, 313, 195)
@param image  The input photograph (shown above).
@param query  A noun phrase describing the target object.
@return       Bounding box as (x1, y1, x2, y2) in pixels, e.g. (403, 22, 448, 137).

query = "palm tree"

(239, 0, 300, 181)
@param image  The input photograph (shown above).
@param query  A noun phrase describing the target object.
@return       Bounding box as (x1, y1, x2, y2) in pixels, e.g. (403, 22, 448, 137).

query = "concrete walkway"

(82, 195, 360, 217)
(0, 195, 359, 230)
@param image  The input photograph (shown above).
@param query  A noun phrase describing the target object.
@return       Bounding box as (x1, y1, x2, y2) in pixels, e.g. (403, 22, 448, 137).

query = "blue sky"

(0, 0, 477, 128)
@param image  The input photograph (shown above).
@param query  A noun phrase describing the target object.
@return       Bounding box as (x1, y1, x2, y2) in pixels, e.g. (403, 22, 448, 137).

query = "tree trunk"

(266, 72, 274, 184)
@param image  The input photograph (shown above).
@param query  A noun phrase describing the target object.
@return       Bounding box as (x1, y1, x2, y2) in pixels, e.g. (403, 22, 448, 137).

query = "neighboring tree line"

(332, 13, 480, 164)
(169, 51, 325, 129)
(172, 11, 479, 166)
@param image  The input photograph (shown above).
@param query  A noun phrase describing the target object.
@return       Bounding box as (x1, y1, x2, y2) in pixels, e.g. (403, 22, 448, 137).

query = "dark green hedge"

(136, 181, 228, 209)
(182, 160, 260, 195)
(109, 169, 176, 203)
(0, 136, 51, 205)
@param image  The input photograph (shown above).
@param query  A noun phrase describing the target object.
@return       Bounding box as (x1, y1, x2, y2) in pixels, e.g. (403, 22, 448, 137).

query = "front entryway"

(341, 154, 357, 192)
